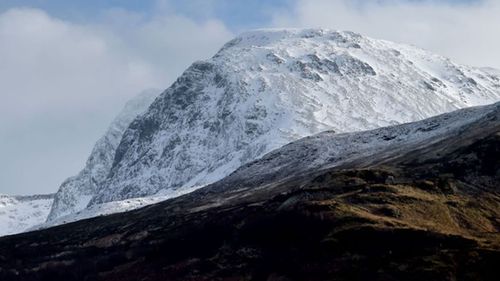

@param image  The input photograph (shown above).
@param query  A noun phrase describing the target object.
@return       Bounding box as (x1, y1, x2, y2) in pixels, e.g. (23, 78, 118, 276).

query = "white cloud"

(0, 9, 155, 124)
(0, 7, 232, 195)
(272, 0, 500, 69)
(106, 9, 233, 80)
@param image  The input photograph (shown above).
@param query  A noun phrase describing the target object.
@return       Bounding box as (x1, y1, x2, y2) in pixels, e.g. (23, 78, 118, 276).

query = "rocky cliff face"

(47, 90, 158, 221)
(88, 28, 500, 207)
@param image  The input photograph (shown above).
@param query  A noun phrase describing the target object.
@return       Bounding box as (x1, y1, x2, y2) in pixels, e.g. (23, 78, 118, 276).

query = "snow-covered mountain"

(89, 29, 500, 205)
(51, 28, 500, 221)
(46, 89, 159, 221)
(0, 194, 54, 236)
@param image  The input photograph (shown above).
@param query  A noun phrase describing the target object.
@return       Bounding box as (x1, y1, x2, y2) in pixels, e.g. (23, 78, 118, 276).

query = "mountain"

(0, 194, 54, 237)
(86, 28, 500, 209)
(1, 102, 498, 280)
(46, 89, 159, 221)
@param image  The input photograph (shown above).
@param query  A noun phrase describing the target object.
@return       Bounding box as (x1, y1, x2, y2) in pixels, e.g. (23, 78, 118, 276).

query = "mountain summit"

(50, 29, 500, 220)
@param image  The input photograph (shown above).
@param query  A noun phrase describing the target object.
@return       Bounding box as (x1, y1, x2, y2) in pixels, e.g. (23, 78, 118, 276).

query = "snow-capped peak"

(51, 28, 500, 221)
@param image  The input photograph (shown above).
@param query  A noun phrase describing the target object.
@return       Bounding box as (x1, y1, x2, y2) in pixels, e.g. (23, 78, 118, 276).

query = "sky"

(1, 0, 499, 195)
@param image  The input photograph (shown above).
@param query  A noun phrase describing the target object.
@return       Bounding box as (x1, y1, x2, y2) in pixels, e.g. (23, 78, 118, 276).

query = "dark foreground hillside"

(1, 106, 499, 281)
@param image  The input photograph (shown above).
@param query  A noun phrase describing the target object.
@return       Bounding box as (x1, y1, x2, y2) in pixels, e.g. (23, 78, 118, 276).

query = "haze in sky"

(1, 0, 499, 195)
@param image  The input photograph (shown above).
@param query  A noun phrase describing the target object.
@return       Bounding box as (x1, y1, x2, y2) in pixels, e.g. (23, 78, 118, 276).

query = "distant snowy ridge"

(47, 89, 159, 221)
(49, 28, 500, 222)
(35, 185, 200, 230)
(12, 194, 54, 202)
(0, 194, 54, 237)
